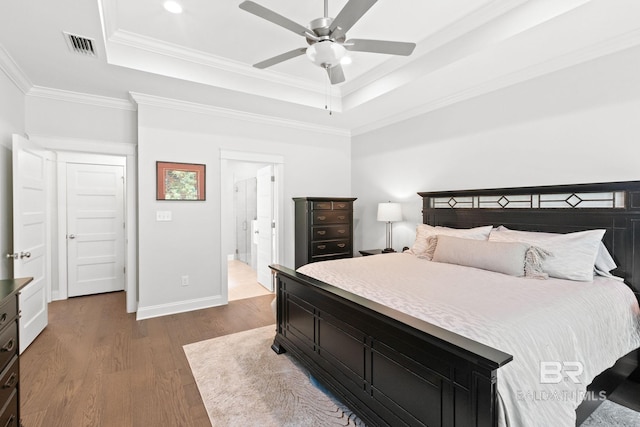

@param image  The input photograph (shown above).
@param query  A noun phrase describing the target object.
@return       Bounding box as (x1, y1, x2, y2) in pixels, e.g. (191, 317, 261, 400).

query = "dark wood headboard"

(419, 181, 640, 301)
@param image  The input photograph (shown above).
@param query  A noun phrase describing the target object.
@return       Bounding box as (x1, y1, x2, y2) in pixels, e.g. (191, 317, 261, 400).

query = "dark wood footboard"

(270, 264, 513, 427)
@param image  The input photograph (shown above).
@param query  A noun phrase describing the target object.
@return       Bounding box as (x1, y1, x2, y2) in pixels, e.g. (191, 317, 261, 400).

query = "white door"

(11, 134, 48, 354)
(67, 163, 125, 297)
(256, 165, 274, 290)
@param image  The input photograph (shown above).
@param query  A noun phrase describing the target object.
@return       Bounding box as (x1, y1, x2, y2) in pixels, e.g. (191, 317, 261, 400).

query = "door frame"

(56, 152, 134, 311)
(220, 150, 284, 302)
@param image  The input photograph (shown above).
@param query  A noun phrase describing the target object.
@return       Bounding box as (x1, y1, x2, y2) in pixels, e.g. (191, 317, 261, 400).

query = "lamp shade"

(306, 41, 346, 68)
(377, 202, 402, 222)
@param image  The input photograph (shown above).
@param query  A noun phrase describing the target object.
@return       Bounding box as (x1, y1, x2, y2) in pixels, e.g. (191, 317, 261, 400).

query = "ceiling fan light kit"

(239, 0, 416, 85)
(306, 41, 346, 68)
(163, 1, 183, 14)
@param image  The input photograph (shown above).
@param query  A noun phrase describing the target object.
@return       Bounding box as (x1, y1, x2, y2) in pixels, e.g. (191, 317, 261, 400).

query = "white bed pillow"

(488, 226, 605, 281)
(431, 235, 548, 278)
(595, 242, 617, 273)
(410, 224, 492, 260)
(491, 226, 617, 274)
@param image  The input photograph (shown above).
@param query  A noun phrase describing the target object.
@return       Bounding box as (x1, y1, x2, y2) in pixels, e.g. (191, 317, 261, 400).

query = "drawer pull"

(337, 243, 346, 248)
(317, 245, 326, 250)
(337, 216, 346, 220)
(1, 338, 14, 352)
(0, 313, 6, 325)
(336, 204, 346, 209)
(317, 216, 326, 221)
(3, 372, 16, 389)
(3, 415, 14, 427)
(316, 231, 326, 235)
(338, 230, 346, 234)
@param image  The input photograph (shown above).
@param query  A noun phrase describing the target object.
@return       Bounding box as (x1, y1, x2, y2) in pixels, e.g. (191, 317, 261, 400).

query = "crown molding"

(0, 44, 32, 94)
(97, 0, 119, 41)
(28, 86, 136, 111)
(352, 28, 640, 136)
(129, 91, 350, 137)
(109, 29, 326, 96)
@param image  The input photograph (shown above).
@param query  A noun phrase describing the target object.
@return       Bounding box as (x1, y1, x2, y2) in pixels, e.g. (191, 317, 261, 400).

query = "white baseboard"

(136, 295, 225, 320)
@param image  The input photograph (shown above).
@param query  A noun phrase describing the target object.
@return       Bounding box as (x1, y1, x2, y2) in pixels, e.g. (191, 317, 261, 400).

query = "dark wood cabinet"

(359, 249, 384, 256)
(0, 277, 31, 427)
(293, 197, 356, 268)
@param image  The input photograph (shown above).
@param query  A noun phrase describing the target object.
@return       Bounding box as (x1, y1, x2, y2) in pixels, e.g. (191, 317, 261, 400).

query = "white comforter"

(297, 253, 640, 427)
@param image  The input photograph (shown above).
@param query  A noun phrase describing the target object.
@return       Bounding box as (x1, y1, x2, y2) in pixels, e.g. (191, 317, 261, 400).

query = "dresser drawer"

(332, 201, 351, 210)
(0, 298, 16, 333)
(0, 322, 17, 373)
(312, 210, 350, 225)
(311, 201, 333, 210)
(0, 388, 17, 427)
(0, 356, 17, 411)
(311, 240, 351, 256)
(312, 225, 350, 240)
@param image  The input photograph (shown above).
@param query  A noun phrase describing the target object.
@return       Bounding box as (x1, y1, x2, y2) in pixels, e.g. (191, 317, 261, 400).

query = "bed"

(270, 181, 640, 427)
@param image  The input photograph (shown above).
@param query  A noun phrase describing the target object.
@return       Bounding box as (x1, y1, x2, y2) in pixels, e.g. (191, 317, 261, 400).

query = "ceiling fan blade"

(253, 48, 307, 69)
(239, 1, 309, 37)
(329, 0, 377, 39)
(326, 64, 346, 85)
(344, 39, 416, 56)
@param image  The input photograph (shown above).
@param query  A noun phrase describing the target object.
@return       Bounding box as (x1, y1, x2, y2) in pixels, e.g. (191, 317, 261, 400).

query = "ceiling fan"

(239, 0, 416, 84)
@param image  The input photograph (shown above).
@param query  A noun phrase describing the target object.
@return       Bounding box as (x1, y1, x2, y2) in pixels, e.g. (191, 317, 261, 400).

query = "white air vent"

(63, 32, 96, 57)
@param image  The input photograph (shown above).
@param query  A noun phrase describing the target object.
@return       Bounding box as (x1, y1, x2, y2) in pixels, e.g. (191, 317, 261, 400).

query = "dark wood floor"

(19, 291, 275, 427)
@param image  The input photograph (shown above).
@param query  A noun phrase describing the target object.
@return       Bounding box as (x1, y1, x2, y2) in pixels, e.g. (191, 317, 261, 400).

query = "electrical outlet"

(181, 275, 189, 286)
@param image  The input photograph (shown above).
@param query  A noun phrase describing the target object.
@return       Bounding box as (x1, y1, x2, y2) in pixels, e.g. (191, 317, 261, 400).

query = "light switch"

(156, 211, 172, 221)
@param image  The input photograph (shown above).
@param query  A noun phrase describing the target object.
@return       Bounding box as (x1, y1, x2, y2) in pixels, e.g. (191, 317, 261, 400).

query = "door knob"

(68, 234, 76, 239)
(19, 251, 31, 259)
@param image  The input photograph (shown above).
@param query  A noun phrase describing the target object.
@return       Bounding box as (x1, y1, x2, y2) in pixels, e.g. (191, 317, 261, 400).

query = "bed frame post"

(271, 271, 286, 355)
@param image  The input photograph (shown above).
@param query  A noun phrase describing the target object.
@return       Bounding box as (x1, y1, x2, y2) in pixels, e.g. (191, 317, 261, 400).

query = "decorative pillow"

(488, 226, 605, 281)
(431, 235, 548, 278)
(410, 224, 493, 260)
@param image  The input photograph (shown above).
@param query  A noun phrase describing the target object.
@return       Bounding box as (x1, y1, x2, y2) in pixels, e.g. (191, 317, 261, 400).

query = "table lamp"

(377, 202, 402, 253)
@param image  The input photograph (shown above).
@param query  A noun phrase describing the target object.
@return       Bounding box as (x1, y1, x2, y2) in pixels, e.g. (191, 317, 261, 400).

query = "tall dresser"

(0, 277, 31, 427)
(293, 197, 357, 268)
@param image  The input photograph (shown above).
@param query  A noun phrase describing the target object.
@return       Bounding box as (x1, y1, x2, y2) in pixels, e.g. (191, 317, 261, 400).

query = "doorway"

(56, 153, 127, 300)
(220, 150, 283, 302)
(65, 162, 125, 297)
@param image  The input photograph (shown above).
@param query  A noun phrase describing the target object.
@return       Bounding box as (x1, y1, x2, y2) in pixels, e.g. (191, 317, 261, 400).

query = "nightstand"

(359, 249, 387, 256)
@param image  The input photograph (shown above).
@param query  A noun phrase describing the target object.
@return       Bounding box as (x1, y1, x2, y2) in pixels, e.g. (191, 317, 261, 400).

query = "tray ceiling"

(1, 0, 639, 133)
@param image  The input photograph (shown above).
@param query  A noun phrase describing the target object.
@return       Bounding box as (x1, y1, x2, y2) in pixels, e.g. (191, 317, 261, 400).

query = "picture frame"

(156, 161, 206, 201)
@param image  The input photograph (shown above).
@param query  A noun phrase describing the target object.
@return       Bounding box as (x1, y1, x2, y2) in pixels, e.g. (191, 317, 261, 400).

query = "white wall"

(135, 99, 351, 319)
(0, 69, 25, 279)
(26, 95, 137, 144)
(352, 46, 640, 253)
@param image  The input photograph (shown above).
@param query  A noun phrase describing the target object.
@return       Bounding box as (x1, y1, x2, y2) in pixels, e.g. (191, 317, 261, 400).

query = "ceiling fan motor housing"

(306, 17, 346, 44)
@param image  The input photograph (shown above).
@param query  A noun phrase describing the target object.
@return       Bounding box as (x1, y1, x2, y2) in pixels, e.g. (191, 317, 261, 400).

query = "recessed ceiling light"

(163, 1, 183, 14)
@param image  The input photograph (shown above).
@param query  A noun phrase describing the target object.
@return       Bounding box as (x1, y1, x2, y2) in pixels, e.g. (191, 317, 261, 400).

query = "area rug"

(184, 325, 639, 427)
(183, 325, 364, 426)
(581, 400, 640, 427)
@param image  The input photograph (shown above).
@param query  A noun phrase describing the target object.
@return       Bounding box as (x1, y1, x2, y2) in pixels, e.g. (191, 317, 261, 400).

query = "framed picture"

(156, 161, 206, 201)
